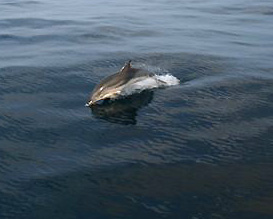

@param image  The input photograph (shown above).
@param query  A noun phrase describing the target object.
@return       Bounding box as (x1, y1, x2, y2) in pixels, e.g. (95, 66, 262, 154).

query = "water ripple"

(0, 0, 273, 216)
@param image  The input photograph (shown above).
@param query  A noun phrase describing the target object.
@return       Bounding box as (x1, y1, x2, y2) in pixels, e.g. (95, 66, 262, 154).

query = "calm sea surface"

(1, 0, 273, 218)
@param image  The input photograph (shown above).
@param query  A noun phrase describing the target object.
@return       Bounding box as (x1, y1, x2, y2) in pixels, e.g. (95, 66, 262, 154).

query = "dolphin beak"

(85, 100, 93, 107)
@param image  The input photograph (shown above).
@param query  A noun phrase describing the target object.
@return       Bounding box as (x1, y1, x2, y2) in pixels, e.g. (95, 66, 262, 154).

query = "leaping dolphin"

(86, 60, 155, 106)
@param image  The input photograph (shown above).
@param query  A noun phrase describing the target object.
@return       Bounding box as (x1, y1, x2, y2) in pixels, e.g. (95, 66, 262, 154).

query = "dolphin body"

(86, 60, 155, 106)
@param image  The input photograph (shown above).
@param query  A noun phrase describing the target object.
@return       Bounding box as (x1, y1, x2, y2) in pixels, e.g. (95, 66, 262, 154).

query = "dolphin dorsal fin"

(120, 60, 132, 73)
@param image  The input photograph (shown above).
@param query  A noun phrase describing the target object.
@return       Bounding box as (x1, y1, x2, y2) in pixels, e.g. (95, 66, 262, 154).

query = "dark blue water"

(1, 0, 273, 218)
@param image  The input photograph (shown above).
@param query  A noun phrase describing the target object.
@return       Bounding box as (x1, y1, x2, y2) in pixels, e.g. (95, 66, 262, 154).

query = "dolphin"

(86, 60, 155, 106)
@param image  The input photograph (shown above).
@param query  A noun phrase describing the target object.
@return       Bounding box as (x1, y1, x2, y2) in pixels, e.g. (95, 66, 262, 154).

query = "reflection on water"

(90, 90, 154, 125)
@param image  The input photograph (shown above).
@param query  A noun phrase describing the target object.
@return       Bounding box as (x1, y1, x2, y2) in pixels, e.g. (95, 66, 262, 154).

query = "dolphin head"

(86, 85, 122, 106)
(86, 61, 132, 106)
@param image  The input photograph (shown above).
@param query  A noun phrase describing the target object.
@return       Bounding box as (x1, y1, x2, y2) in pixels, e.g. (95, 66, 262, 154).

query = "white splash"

(120, 74, 180, 96)
(155, 74, 180, 86)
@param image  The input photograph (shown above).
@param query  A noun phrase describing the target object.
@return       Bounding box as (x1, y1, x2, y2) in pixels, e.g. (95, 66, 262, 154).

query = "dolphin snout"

(85, 100, 93, 107)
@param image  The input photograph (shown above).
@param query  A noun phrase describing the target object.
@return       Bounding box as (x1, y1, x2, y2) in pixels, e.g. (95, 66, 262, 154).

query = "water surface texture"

(1, 0, 273, 218)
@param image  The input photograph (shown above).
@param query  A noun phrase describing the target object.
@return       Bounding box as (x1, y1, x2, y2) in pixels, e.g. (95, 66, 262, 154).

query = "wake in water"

(86, 61, 180, 106)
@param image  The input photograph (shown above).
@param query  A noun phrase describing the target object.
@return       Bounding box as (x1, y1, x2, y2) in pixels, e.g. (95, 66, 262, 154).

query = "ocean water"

(0, 0, 273, 218)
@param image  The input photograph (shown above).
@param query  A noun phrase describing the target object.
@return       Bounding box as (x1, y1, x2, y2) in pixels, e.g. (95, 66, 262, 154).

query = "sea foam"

(120, 74, 180, 96)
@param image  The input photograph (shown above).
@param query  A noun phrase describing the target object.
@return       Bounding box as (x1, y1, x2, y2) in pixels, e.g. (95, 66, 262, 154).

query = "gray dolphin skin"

(86, 60, 154, 106)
